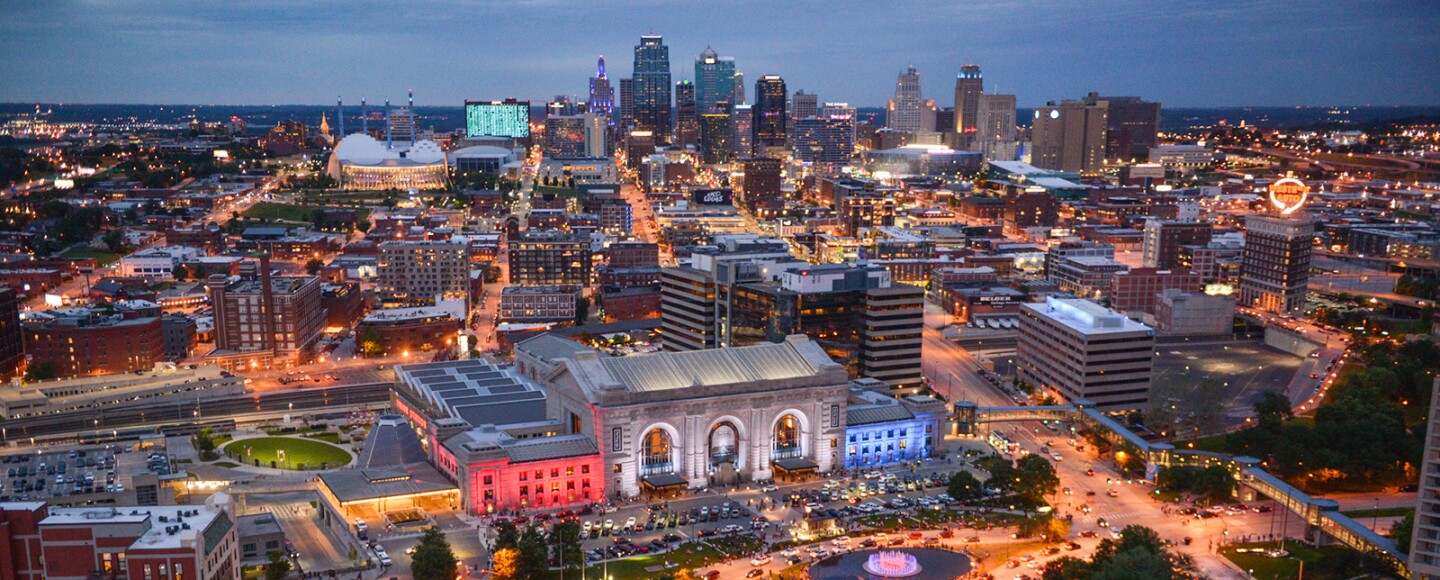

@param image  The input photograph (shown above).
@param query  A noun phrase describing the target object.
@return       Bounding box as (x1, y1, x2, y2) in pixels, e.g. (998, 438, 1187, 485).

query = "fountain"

(862, 551, 922, 578)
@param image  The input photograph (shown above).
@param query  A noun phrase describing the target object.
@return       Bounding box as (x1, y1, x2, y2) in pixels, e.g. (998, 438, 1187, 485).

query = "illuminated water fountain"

(862, 551, 921, 578)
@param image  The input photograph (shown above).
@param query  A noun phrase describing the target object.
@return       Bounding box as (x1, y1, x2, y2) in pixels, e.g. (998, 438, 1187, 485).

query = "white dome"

(333, 134, 445, 166)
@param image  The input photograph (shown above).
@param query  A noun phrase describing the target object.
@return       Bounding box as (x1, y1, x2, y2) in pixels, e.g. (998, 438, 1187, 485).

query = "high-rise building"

(0, 286, 21, 379)
(544, 114, 587, 158)
(378, 241, 472, 305)
(390, 91, 417, 144)
(694, 46, 737, 112)
(953, 64, 983, 136)
(588, 55, 614, 121)
(975, 93, 1018, 161)
(508, 230, 593, 288)
(618, 78, 635, 129)
(742, 157, 783, 216)
(1411, 377, 1440, 577)
(1031, 99, 1108, 173)
(699, 105, 732, 164)
(732, 72, 746, 105)
(1239, 214, 1313, 314)
(546, 95, 577, 117)
(1084, 92, 1161, 159)
(752, 75, 788, 154)
(207, 257, 324, 368)
(791, 90, 819, 121)
(625, 130, 655, 171)
(1017, 297, 1155, 412)
(660, 255, 924, 390)
(674, 80, 699, 149)
(822, 102, 858, 146)
(730, 105, 754, 159)
(583, 112, 608, 158)
(631, 35, 673, 144)
(791, 116, 855, 165)
(1142, 220, 1213, 270)
(465, 99, 531, 139)
(887, 66, 924, 133)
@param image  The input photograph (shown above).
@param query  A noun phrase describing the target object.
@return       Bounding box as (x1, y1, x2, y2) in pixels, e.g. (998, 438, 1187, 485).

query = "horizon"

(2, 1, 1436, 108)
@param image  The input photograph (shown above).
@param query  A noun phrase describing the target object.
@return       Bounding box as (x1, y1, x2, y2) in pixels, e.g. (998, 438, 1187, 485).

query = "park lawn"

(534, 185, 582, 198)
(1219, 541, 1353, 580)
(242, 202, 370, 224)
(59, 249, 123, 266)
(1341, 506, 1413, 519)
(214, 461, 240, 469)
(222, 436, 350, 470)
(545, 542, 725, 580)
(855, 514, 907, 531)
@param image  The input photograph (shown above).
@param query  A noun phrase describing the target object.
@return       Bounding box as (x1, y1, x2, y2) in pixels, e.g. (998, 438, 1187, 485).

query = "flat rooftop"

(395, 359, 546, 427)
(1024, 297, 1153, 336)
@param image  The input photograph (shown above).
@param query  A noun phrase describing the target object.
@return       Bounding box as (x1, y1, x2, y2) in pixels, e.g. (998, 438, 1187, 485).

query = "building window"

(552, 468, 560, 478)
(612, 463, 621, 473)
(581, 465, 590, 474)
(566, 466, 574, 476)
(483, 475, 493, 486)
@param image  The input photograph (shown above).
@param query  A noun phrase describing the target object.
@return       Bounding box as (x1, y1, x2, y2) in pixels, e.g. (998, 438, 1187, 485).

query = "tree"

(1015, 454, 1060, 503)
(493, 520, 520, 551)
(948, 470, 985, 502)
(171, 263, 190, 281)
(492, 548, 520, 580)
(517, 526, 548, 579)
(550, 520, 583, 570)
(265, 550, 292, 580)
(357, 328, 385, 357)
(982, 457, 1019, 492)
(102, 229, 127, 253)
(304, 258, 324, 275)
(192, 427, 218, 461)
(1391, 510, 1415, 552)
(1041, 555, 1092, 580)
(25, 361, 57, 382)
(575, 296, 590, 326)
(1253, 391, 1292, 421)
(410, 526, 458, 580)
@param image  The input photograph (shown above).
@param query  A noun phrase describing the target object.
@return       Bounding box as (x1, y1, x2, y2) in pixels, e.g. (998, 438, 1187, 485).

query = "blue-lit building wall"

(843, 417, 935, 470)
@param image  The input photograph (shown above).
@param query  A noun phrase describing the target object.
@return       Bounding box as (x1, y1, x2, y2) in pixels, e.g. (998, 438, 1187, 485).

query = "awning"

(773, 458, 819, 473)
(641, 473, 689, 490)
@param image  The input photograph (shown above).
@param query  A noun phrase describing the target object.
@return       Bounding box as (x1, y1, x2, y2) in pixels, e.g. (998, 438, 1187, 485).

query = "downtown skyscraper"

(694, 46, 737, 112)
(752, 75, 787, 154)
(675, 80, 699, 149)
(887, 66, 924, 133)
(632, 35, 673, 144)
(588, 55, 614, 122)
(954, 64, 983, 139)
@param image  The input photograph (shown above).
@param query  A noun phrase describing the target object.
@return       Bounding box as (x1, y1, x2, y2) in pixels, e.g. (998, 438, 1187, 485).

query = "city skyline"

(0, 1, 1436, 108)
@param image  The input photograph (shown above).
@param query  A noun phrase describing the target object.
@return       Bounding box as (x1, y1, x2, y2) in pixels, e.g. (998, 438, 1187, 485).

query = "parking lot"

(1152, 341, 1301, 424)
(0, 444, 163, 503)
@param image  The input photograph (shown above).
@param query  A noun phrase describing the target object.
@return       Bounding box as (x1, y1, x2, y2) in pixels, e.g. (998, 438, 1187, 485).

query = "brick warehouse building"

(0, 495, 240, 580)
(23, 308, 163, 378)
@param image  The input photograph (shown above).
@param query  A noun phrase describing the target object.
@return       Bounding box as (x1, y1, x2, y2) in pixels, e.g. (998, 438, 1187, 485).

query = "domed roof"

(333, 133, 445, 166)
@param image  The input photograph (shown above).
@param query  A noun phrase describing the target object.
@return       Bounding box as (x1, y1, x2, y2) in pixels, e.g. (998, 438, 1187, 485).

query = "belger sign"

(1268, 177, 1310, 215)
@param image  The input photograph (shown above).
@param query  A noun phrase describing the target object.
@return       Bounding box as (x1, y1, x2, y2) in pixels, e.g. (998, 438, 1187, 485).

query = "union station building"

(376, 334, 947, 516)
(523, 335, 853, 498)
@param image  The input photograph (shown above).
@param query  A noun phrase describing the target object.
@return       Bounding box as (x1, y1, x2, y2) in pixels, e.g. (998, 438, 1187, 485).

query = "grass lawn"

(1341, 506, 1413, 519)
(241, 202, 370, 224)
(534, 185, 581, 198)
(544, 542, 725, 580)
(223, 436, 351, 470)
(214, 461, 240, 469)
(707, 534, 764, 556)
(59, 249, 124, 266)
(1219, 541, 1354, 580)
(304, 432, 343, 444)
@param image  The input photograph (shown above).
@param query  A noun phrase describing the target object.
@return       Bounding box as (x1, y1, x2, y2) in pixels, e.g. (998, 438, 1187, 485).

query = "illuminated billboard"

(465, 99, 530, 138)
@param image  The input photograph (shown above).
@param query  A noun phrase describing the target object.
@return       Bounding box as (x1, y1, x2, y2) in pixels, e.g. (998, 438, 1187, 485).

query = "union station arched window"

(641, 429, 674, 475)
(709, 422, 739, 467)
(773, 414, 801, 460)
